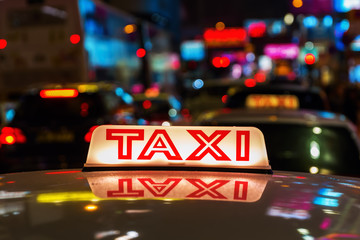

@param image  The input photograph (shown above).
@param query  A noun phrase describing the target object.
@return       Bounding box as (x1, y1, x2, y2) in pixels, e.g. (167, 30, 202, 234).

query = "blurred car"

(0, 82, 135, 173)
(1, 125, 360, 239)
(225, 83, 330, 111)
(133, 92, 183, 125)
(183, 79, 240, 119)
(196, 108, 360, 177)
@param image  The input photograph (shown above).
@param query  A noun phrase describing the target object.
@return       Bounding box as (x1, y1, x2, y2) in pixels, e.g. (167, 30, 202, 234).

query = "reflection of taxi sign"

(246, 94, 299, 109)
(83, 125, 271, 172)
(87, 171, 270, 202)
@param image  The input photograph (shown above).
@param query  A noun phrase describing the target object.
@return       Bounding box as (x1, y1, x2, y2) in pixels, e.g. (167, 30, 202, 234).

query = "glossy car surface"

(197, 109, 360, 177)
(0, 169, 359, 239)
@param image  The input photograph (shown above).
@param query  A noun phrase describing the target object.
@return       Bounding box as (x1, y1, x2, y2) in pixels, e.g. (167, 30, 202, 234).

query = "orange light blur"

(84, 204, 98, 212)
(292, 0, 303, 8)
(70, 34, 81, 44)
(0, 39, 7, 49)
(124, 24, 137, 34)
(40, 89, 79, 98)
(215, 21, 225, 31)
(304, 53, 316, 65)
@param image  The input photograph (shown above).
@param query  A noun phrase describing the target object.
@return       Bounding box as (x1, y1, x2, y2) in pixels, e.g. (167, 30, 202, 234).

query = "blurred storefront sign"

(264, 43, 299, 60)
(203, 28, 247, 48)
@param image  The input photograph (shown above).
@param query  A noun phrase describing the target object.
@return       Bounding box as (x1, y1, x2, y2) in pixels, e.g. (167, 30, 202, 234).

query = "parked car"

(0, 82, 135, 173)
(225, 83, 330, 111)
(196, 108, 360, 177)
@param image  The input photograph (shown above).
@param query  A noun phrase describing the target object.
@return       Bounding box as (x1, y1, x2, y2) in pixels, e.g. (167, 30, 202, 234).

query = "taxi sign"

(83, 125, 271, 173)
(245, 94, 299, 109)
(86, 171, 270, 202)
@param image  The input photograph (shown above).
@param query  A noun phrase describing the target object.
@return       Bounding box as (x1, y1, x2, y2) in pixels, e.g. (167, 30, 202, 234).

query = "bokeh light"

(245, 78, 256, 87)
(284, 13, 294, 25)
(136, 48, 146, 58)
(215, 21, 225, 31)
(124, 24, 137, 34)
(0, 39, 7, 49)
(70, 34, 81, 44)
(292, 0, 303, 8)
(304, 53, 316, 65)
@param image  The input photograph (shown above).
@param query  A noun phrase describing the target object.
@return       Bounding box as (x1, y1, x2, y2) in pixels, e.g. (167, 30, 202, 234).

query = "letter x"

(186, 179, 229, 199)
(186, 130, 230, 160)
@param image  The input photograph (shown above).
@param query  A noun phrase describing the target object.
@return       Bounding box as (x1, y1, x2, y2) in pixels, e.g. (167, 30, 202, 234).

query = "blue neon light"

(334, 0, 360, 12)
(78, 0, 95, 17)
(323, 15, 333, 27)
(180, 41, 205, 61)
(318, 188, 343, 198)
(349, 65, 360, 83)
(313, 197, 339, 207)
(303, 16, 318, 28)
(340, 19, 350, 32)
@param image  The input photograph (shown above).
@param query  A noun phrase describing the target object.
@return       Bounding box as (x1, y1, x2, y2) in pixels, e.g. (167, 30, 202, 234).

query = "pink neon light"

(264, 44, 299, 59)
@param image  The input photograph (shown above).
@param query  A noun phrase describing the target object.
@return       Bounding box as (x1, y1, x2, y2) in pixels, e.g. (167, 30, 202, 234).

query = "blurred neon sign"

(334, 0, 360, 12)
(203, 28, 247, 47)
(180, 40, 205, 61)
(264, 44, 299, 59)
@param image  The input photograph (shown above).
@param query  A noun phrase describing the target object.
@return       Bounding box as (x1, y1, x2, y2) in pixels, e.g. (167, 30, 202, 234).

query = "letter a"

(138, 129, 182, 160)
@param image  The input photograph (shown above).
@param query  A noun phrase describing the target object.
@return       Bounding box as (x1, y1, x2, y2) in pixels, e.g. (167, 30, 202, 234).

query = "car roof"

(1, 169, 360, 239)
(197, 108, 353, 127)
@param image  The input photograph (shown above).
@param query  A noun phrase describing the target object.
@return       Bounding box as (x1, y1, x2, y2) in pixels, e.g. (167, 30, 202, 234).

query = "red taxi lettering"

(186, 179, 229, 199)
(234, 181, 248, 200)
(105, 128, 251, 162)
(107, 179, 144, 197)
(138, 129, 182, 160)
(138, 178, 182, 197)
(106, 129, 144, 159)
(186, 130, 231, 161)
(236, 131, 250, 161)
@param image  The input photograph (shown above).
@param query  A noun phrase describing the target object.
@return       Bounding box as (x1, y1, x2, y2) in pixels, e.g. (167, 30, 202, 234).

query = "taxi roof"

(1, 169, 360, 239)
(197, 108, 353, 127)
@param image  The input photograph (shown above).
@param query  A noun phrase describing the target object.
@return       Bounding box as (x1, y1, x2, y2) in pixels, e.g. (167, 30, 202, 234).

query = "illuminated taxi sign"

(87, 171, 270, 203)
(246, 94, 299, 109)
(40, 89, 79, 98)
(84, 125, 271, 172)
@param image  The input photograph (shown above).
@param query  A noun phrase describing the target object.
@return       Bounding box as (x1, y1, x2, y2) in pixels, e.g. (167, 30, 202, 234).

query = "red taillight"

(40, 89, 79, 98)
(84, 125, 99, 143)
(0, 127, 27, 144)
